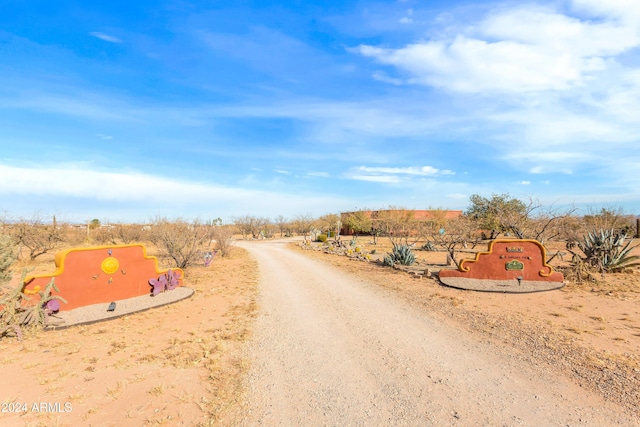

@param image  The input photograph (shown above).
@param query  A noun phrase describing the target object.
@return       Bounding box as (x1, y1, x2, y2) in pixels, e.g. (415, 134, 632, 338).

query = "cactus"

(421, 241, 436, 251)
(383, 244, 416, 266)
(574, 229, 640, 273)
(149, 269, 181, 296)
(1, 274, 67, 340)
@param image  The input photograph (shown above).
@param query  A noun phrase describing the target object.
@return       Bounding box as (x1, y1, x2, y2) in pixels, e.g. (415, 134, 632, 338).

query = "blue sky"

(1, 0, 639, 223)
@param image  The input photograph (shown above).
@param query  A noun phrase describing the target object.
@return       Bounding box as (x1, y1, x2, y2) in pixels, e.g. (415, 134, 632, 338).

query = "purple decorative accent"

(149, 269, 182, 296)
(204, 251, 218, 267)
(108, 248, 112, 255)
(165, 269, 180, 290)
(149, 276, 165, 296)
(43, 299, 61, 315)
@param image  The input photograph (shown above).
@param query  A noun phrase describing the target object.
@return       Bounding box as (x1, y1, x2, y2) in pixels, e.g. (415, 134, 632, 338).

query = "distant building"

(339, 209, 463, 235)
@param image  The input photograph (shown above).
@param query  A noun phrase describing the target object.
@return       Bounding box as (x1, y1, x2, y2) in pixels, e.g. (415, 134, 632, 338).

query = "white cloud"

(372, 71, 404, 85)
(274, 169, 291, 175)
(356, 4, 640, 94)
(307, 171, 330, 177)
(353, 165, 454, 176)
(572, 0, 640, 21)
(345, 165, 455, 184)
(0, 163, 352, 220)
(349, 174, 402, 183)
(2, 90, 140, 121)
(90, 32, 122, 43)
(529, 165, 573, 175)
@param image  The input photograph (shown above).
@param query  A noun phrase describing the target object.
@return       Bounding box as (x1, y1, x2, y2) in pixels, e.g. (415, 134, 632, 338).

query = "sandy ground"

(1, 237, 638, 426)
(232, 239, 639, 425)
(0, 247, 258, 427)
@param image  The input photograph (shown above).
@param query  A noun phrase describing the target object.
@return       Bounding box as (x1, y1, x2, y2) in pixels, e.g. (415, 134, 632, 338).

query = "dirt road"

(236, 239, 637, 426)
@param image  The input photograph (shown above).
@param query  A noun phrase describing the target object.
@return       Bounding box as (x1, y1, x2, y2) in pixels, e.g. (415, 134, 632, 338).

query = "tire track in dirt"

(236, 239, 638, 426)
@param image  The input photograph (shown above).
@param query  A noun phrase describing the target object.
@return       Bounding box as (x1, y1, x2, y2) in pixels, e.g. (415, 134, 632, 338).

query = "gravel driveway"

(236, 239, 637, 426)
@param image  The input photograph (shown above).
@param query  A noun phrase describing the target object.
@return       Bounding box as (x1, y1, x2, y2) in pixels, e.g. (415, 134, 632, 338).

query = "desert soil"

(1, 237, 639, 426)
(0, 246, 259, 427)
(228, 239, 639, 426)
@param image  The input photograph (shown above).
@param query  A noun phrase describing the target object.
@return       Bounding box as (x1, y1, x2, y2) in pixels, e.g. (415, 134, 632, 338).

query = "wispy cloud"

(353, 166, 454, 176)
(90, 32, 122, 43)
(0, 163, 352, 221)
(349, 174, 402, 184)
(345, 165, 455, 183)
(1, 90, 141, 122)
(307, 171, 330, 178)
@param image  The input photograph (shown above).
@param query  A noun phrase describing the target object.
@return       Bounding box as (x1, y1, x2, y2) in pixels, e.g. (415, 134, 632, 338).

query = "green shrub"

(317, 234, 327, 243)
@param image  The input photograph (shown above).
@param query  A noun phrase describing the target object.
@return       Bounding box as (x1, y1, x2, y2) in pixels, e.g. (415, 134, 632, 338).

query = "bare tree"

(500, 198, 577, 243)
(92, 223, 147, 245)
(315, 213, 341, 238)
(0, 234, 17, 284)
(292, 213, 314, 242)
(233, 215, 269, 239)
(10, 215, 64, 260)
(375, 207, 418, 247)
(211, 225, 235, 257)
(582, 206, 636, 234)
(148, 218, 212, 269)
(274, 215, 289, 237)
(428, 215, 477, 268)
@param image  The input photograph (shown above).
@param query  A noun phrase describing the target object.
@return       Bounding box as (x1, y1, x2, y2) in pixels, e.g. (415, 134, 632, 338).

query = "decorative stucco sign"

(438, 239, 564, 293)
(22, 244, 186, 311)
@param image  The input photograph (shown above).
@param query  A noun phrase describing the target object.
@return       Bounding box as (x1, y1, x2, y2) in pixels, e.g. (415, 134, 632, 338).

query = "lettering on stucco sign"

(438, 239, 564, 293)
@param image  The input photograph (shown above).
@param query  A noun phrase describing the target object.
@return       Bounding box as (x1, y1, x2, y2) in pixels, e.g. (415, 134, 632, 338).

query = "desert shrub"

(92, 223, 148, 245)
(0, 234, 17, 285)
(90, 225, 112, 244)
(383, 244, 416, 266)
(316, 234, 327, 243)
(9, 217, 64, 260)
(233, 215, 270, 239)
(212, 225, 235, 257)
(0, 274, 67, 340)
(567, 228, 640, 274)
(148, 218, 213, 270)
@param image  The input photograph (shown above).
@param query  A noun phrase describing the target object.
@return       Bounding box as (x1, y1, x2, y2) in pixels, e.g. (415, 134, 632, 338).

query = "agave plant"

(383, 244, 416, 266)
(421, 241, 436, 251)
(575, 229, 640, 273)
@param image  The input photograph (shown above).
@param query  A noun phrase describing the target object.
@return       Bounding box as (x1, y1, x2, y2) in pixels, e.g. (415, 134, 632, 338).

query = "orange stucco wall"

(438, 239, 564, 282)
(22, 244, 184, 311)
